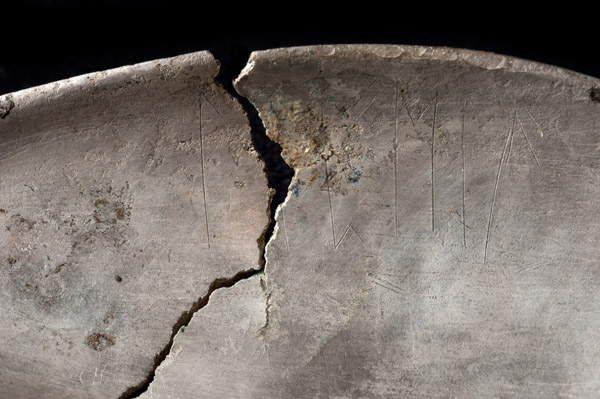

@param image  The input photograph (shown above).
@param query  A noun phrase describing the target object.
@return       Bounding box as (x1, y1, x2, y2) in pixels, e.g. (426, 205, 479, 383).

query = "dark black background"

(2, 30, 599, 95)
(0, 3, 598, 95)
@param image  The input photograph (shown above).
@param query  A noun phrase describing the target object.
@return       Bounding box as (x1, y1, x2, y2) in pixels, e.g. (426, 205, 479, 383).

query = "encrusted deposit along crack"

(119, 51, 294, 399)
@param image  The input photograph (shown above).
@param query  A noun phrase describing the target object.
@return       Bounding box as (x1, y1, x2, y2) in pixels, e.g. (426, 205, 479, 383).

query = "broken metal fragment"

(0, 51, 268, 398)
(143, 45, 600, 398)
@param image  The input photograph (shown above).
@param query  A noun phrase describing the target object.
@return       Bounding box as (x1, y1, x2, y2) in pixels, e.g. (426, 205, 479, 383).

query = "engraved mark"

(321, 94, 337, 249)
(325, 160, 336, 247)
(462, 99, 467, 248)
(525, 108, 544, 138)
(464, 100, 484, 126)
(350, 224, 370, 251)
(400, 88, 416, 128)
(332, 222, 369, 251)
(353, 97, 376, 123)
(416, 95, 435, 122)
(506, 112, 516, 162)
(358, 192, 370, 206)
(324, 293, 345, 307)
(368, 272, 403, 294)
(431, 92, 438, 232)
(281, 208, 290, 251)
(394, 81, 399, 239)
(320, 95, 325, 127)
(408, 308, 426, 378)
(517, 111, 541, 166)
(199, 95, 211, 249)
(484, 108, 517, 263)
(372, 280, 401, 294)
(334, 225, 351, 250)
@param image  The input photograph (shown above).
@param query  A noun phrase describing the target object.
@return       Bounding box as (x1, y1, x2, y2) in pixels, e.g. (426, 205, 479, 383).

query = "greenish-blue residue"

(291, 184, 299, 198)
(349, 166, 362, 183)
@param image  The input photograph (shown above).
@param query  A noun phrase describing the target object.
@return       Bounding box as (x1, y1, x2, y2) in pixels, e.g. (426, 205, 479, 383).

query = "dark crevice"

(213, 43, 294, 266)
(119, 47, 293, 398)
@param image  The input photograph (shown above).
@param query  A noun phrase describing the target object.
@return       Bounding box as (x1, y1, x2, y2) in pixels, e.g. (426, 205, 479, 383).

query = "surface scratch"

(199, 96, 211, 249)
(517, 111, 541, 166)
(431, 92, 438, 232)
(462, 99, 467, 248)
(394, 80, 399, 239)
(325, 160, 336, 247)
(484, 108, 517, 263)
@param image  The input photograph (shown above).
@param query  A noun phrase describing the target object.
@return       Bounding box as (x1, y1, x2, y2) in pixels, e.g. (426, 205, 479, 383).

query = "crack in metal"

(119, 50, 293, 399)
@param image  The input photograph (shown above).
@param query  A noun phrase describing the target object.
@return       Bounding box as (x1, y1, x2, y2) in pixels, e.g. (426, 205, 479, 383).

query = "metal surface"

(146, 45, 600, 398)
(0, 52, 267, 398)
(3, 45, 600, 398)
